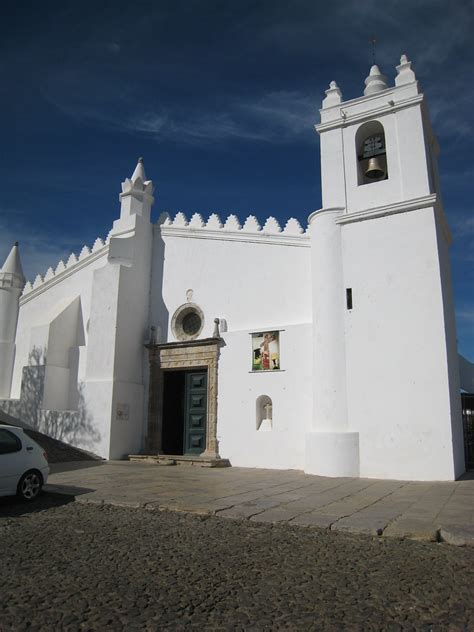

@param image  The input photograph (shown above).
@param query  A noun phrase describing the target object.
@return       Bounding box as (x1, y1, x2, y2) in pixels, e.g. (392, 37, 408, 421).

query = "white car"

(0, 425, 49, 501)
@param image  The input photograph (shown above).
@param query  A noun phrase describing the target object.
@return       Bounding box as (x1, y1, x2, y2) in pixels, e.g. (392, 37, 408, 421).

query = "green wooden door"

(184, 371, 207, 455)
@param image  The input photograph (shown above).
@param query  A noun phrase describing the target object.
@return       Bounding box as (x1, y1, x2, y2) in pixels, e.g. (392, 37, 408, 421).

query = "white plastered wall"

(83, 213, 153, 459)
(149, 226, 313, 469)
(0, 248, 109, 453)
(151, 230, 312, 337)
(12, 250, 108, 399)
(342, 208, 462, 480)
(218, 325, 312, 469)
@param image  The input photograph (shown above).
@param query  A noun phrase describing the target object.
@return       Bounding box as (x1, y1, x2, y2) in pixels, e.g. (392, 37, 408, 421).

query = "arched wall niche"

(355, 120, 388, 186)
(256, 395, 273, 431)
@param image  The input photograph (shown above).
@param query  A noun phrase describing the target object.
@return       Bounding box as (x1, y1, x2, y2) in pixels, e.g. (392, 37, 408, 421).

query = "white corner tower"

(83, 158, 155, 459)
(0, 243, 26, 398)
(306, 56, 464, 481)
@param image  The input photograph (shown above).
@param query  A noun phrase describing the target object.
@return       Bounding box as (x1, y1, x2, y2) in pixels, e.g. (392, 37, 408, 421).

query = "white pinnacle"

(1, 242, 25, 283)
(364, 64, 388, 96)
(131, 157, 146, 183)
(395, 54, 417, 87)
(322, 80, 343, 108)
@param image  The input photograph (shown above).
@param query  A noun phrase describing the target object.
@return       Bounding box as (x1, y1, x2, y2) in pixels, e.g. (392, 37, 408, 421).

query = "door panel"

(184, 370, 207, 455)
(189, 374, 206, 389)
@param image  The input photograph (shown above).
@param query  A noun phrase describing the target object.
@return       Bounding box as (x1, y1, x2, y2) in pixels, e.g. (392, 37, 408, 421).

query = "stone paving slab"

(46, 460, 474, 546)
(291, 512, 337, 529)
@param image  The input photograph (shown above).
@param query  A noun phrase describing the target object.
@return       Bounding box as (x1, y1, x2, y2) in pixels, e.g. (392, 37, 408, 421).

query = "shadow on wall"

(0, 346, 100, 451)
(141, 225, 170, 451)
(151, 221, 170, 343)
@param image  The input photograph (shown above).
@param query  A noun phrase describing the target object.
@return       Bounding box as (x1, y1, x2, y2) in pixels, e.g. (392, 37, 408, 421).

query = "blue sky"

(1, 0, 473, 359)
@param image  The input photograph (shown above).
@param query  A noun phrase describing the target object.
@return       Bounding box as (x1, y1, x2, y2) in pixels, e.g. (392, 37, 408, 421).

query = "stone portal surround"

(146, 338, 221, 459)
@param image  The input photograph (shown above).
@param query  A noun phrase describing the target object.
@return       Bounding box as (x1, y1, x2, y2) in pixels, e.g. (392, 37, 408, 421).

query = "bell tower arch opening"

(356, 120, 388, 185)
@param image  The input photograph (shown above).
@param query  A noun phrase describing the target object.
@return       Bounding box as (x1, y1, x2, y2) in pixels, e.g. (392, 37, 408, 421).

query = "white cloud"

(33, 0, 473, 152)
(428, 85, 474, 141)
(130, 91, 316, 144)
(240, 91, 315, 136)
(45, 88, 318, 145)
(457, 307, 474, 323)
(449, 213, 474, 262)
(452, 216, 474, 239)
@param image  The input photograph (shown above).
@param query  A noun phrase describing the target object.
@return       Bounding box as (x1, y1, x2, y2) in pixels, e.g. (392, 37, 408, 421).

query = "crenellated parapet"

(157, 212, 309, 245)
(21, 210, 309, 300)
(22, 235, 109, 300)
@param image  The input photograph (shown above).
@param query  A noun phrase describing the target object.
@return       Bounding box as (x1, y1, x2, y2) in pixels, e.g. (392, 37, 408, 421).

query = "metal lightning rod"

(370, 35, 377, 65)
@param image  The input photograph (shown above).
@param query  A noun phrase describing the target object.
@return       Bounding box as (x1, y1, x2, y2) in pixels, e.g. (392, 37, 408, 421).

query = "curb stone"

(439, 525, 474, 547)
(66, 494, 472, 547)
(74, 498, 104, 506)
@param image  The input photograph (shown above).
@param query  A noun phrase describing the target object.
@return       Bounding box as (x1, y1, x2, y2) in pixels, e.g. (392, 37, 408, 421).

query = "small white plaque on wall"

(116, 403, 130, 421)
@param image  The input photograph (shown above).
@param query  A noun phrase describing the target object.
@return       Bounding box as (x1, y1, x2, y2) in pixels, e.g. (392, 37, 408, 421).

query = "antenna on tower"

(370, 35, 377, 65)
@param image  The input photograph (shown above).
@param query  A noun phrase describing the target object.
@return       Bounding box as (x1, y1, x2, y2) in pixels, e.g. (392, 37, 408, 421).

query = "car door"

(0, 429, 24, 495)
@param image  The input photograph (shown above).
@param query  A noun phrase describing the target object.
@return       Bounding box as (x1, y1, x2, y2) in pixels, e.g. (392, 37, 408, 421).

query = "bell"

(365, 157, 385, 180)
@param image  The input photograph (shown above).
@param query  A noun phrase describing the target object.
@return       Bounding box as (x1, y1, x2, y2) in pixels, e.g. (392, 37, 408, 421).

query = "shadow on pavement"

(0, 491, 76, 518)
(49, 460, 106, 474)
(44, 483, 96, 497)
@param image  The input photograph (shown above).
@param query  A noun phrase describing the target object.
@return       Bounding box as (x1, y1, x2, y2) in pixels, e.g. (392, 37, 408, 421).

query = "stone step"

(128, 454, 231, 468)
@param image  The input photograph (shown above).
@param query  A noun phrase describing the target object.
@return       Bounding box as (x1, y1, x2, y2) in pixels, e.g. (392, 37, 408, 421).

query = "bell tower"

(318, 56, 441, 214)
(306, 56, 464, 481)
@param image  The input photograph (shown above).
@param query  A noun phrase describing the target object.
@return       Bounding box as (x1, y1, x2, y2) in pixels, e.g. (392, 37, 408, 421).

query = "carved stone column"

(145, 347, 163, 454)
(202, 354, 219, 459)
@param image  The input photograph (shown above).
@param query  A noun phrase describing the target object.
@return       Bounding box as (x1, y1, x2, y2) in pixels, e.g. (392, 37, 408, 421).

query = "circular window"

(182, 311, 201, 336)
(171, 303, 205, 341)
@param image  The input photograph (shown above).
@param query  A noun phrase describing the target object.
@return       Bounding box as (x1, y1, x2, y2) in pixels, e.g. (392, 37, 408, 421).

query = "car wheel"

(17, 470, 43, 501)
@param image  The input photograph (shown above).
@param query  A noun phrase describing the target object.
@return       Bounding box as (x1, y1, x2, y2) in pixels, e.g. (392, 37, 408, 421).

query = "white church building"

(1, 56, 471, 481)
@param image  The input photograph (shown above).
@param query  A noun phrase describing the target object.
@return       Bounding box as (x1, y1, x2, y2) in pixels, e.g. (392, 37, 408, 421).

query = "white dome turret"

(363, 64, 388, 96)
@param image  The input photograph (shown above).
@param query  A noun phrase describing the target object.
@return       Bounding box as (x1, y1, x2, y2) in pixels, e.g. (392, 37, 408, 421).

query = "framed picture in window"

(251, 331, 280, 371)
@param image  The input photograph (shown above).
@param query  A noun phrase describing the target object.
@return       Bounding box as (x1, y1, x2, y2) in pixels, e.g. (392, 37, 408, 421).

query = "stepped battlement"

(22, 236, 109, 297)
(157, 212, 308, 236)
(21, 212, 309, 298)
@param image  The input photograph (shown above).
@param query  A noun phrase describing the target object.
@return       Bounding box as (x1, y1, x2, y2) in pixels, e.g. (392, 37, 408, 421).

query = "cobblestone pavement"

(1, 494, 474, 631)
(46, 461, 474, 546)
